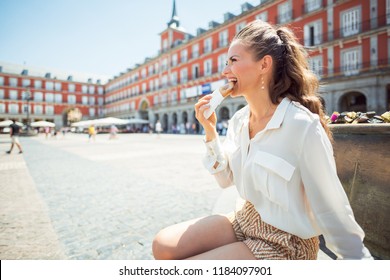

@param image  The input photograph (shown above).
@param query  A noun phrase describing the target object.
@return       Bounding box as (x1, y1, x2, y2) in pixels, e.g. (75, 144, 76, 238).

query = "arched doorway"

(339, 92, 367, 112)
(139, 100, 149, 120)
(172, 112, 178, 133)
(63, 107, 82, 127)
(163, 114, 168, 132)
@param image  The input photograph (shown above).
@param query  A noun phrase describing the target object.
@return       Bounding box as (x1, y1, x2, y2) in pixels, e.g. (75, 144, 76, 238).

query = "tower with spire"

(160, 0, 189, 53)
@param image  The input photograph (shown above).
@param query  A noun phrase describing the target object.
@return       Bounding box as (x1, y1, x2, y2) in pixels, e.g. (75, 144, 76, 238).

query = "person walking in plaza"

(6, 120, 23, 154)
(88, 124, 96, 142)
(155, 120, 163, 137)
(109, 124, 118, 140)
(152, 20, 373, 260)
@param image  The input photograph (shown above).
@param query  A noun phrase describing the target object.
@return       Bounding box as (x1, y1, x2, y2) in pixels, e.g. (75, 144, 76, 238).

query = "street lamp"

(24, 89, 31, 131)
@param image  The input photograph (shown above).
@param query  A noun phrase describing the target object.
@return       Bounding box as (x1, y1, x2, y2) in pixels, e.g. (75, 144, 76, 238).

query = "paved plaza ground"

(0, 132, 332, 260)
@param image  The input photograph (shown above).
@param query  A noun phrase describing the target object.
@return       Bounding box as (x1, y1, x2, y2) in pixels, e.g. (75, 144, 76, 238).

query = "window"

(98, 86, 103, 94)
(10, 78, 18, 87)
(387, 0, 390, 24)
(219, 30, 228, 47)
(308, 55, 323, 77)
(218, 53, 228, 72)
(278, 2, 292, 24)
(304, 20, 322, 46)
(154, 78, 159, 89)
(204, 59, 213, 76)
(45, 105, 54, 115)
(162, 58, 168, 71)
(0, 77, 4, 86)
(34, 92, 43, 102)
(10, 90, 18, 100)
(0, 89, 3, 99)
(304, 0, 322, 13)
(154, 62, 159, 73)
(142, 83, 147, 93)
(141, 68, 147, 79)
(82, 85, 88, 94)
(34, 80, 42, 89)
(68, 84, 75, 92)
(148, 65, 154, 76)
(236, 22, 246, 33)
(22, 79, 30, 87)
(45, 93, 54, 103)
(162, 75, 168, 88)
(170, 91, 177, 104)
(98, 97, 103, 105)
(89, 108, 95, 117)
(89, 97, 95, 105)
(163, 39, 168, 51)
(45, 82, 54, 90)
(149, 80, 154, 91)
(153, 95, 159, 105)
(0, 103, 5, 113)
(180, 68, 188, 83)
(192, 64, 200, 79)
(255, 11, 268, 22)
(55, 82, 62, 91)
(68, 95, 76, 104)
(89, 85, 95, 94)
(342, 48, 361, 76)
(55, 94, 62, 103)
(171, 72, 178, 85)
(181, 49, 188, 63)
(204, 37, 212, 53)
(82, 96, 88, 105)
(9, 104, 19, 114)
(172, 54, 178, 67)
(34, 105, 43, 115)
(192, 44, 199, 59)
(341, 7, 360, 37)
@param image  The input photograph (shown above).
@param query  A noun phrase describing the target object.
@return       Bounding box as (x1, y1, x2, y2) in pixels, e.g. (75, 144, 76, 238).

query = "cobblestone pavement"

(0, 132, 332, 260)
(0, 133, 224, 260)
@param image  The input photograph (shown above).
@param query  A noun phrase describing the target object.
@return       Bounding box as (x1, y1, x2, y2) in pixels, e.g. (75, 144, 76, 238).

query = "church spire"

(167, 0, 180, 28)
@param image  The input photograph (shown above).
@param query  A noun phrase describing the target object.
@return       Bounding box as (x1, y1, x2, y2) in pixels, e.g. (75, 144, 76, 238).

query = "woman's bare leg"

(186, 242, 256, 260)
(153, 214, 240, 260)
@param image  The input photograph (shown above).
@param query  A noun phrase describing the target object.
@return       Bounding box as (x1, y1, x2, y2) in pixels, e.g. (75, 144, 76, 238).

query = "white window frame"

(34, 80, 42, 89)
(219, 30, 228, 48)
(82, 96, 88, 105)
(192, 64, 200, 79)
(204, 37, 212, 53)
(81, 85, 88, 94)
(34, 105, 43, 115)
(172, 54, 178, 67)
(305, 0, 322, 13)
(308, 55, 323, 77)
(45, 105, 54, 115)
(236, 22, 246, 33)
(180, 68, 188, 83)
(171, 71, 178, 85)
(34, 92, 43, 102)
(0, 103, 5, 113)
(68, 84, 75, 93)
(278, 2, 292, 24)
(55, 82, 62, 91)
(9, 104, 19, 114)
(68, 94, 76, 104)
(22, 79, 30, 87)
(304, 20, 322, 46)
(45, 93, 54, 103)
(192, 44, 199, 59)
(89, 108, 95, 117)
(180, 49, 188, 63)
(0, 89, 4, 99)
(9, 78, 17, 87)
(54, 93, 62, 103)
(204, 59, 213, 76)
(255, 11, 268, 22)
(0, 77, 4, 86)
(9, 90, 18, 100)
(218, 53, 228, 73)
(341, 47, 361, 76)
(341, 7, 361, 37)
(45, 81, 54, 90)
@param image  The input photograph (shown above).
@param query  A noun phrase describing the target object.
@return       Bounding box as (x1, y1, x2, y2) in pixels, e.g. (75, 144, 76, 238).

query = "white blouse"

(203, 97, 373, 260)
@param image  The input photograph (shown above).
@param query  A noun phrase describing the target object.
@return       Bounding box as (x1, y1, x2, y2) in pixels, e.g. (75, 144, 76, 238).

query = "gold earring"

(261, 76, 265, 90)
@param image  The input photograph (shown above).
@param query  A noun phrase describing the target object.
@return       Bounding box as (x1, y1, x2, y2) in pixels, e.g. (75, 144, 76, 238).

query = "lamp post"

(24, 89, 31, 132)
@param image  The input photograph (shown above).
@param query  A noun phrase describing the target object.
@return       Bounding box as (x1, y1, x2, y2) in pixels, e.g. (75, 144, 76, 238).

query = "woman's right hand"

(195, 95, 218, 142)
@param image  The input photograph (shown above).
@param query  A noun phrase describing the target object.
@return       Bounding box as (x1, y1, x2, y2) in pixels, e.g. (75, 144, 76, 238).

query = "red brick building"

(1, 0, 389, 131)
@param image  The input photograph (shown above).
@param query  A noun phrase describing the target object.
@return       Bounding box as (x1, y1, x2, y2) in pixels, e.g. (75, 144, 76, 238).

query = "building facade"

(1, 0, 389, 132)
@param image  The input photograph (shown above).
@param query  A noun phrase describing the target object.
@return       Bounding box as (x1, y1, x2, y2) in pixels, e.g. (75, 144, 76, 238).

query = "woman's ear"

(260, 55, 273, 73)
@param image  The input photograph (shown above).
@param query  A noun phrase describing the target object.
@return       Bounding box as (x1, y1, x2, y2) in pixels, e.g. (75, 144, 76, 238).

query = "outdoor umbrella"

(126, 118, 149, 124)
(0, 120, 24, 127)
(71, 120, 94, 128)
(30, 121, 56, 128)
(93, 117, 130, 126)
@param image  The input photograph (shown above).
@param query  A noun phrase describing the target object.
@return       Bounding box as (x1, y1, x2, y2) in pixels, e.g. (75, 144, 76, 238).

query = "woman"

(152, 20, 372, 260)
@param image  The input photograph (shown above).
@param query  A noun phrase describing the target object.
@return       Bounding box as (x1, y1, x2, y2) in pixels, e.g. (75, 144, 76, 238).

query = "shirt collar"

(266, 97, 291, 130)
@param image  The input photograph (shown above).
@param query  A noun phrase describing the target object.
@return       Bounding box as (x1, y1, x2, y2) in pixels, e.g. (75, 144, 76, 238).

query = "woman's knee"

(152, 228, 177, 260)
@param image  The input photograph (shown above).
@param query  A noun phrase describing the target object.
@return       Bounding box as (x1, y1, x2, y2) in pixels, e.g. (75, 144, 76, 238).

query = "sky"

(0, 0, 258, 79)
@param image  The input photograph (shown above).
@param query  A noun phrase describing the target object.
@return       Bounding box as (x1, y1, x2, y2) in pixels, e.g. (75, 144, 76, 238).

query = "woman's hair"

(233, 20, 332, 140)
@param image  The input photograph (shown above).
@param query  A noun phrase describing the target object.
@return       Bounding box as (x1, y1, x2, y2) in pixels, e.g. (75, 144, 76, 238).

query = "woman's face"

(223, 40, 263, 97)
